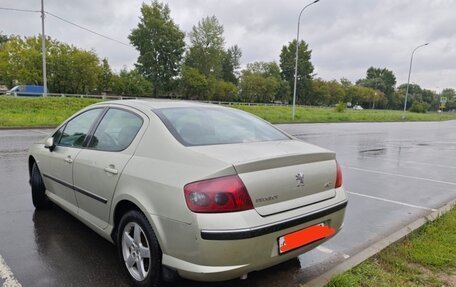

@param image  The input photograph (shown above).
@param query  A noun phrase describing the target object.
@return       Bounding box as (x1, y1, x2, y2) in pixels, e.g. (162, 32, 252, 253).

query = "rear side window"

(59, 109, 103, 147)
(88, 108, 143, 151)
(155, 107, 289, 146)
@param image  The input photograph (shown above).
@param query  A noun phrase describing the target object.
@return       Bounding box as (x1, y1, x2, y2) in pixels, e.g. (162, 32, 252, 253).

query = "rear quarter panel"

(110, 112, 237, 248)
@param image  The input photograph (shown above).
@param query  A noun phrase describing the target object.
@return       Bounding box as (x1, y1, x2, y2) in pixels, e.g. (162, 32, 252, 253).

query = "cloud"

(0, 0, 455, 90)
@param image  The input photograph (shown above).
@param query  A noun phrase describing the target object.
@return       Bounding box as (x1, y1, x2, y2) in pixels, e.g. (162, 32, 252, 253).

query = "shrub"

(409, 101, 429, 113)
(334, 102, 346, 113)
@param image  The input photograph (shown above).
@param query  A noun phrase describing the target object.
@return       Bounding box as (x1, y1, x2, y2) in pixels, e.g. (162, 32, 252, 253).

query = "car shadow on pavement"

(167, 258, 302, 287)
(32, 206, 302, 287)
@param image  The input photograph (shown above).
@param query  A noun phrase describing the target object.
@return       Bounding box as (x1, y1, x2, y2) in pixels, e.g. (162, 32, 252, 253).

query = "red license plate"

(278, 223, 335, 254)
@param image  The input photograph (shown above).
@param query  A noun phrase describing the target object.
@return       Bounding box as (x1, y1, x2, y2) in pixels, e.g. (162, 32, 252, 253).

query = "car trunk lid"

(190, 140, 338, 216)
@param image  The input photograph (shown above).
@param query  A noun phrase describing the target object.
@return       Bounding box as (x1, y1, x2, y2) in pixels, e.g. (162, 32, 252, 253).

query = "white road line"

(359, 155, 456, 169)
(0, 254, 22, 287)
(346, 191, 437, 211)
(343, 165, 456, 186)
(316, 246, 350, 259)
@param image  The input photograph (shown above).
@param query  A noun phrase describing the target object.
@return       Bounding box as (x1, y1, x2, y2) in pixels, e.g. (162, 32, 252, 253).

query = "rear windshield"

(154, 107, 290, 146)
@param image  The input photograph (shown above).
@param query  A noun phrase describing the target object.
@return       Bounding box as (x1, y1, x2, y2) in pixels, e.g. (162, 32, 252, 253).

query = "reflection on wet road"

(0, 121, 455, 286)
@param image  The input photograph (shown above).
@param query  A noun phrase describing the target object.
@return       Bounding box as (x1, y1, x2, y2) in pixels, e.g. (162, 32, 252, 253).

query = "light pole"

(40, 0, 47, 96)
(292, 0, 320, 120)
(402, 42, 429, 118)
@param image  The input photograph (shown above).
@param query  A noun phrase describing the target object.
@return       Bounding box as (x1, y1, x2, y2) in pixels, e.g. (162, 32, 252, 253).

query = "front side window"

(88, 108, 143, 151)
(155, 107, 290, 146)
(59, 109, 103, 147)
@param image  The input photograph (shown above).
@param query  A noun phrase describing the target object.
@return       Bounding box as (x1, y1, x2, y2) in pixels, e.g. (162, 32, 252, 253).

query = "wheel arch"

(110, 197, 164, 251)
(112, 199, 142, 242)
(28, 155, 37, 178)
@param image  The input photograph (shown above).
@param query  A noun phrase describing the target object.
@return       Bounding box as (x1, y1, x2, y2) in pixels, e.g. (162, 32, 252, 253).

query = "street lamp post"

(40, 0, 47, 96)
(292, 0, 320, 120)
(402, 42, 429, 118)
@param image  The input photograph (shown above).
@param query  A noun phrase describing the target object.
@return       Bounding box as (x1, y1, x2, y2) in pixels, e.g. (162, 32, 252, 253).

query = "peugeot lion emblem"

(295, 172, 305, 187)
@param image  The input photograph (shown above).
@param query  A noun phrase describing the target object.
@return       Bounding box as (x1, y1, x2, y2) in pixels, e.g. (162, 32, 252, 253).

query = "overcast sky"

(1, 0, 455, 91)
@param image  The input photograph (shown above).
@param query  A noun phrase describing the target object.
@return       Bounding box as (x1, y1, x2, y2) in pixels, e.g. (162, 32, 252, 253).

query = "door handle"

(64, 156, 73, 164)
(104, 166, 118, 175)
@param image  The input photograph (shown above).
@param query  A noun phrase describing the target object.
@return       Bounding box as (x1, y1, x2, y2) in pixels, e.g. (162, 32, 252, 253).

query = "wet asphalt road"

(1, 121, 455, 287)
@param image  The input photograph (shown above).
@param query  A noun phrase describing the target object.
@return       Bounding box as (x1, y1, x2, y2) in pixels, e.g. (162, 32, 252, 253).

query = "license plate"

(278, 223, 335, 254)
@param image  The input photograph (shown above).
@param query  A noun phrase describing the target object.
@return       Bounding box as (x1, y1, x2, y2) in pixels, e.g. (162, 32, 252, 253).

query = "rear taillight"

(184, 175, 254, 213)
(335, 161, 343, 188)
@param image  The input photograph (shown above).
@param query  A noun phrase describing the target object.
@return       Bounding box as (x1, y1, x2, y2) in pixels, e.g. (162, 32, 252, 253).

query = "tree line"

(0, 0, 454, 112)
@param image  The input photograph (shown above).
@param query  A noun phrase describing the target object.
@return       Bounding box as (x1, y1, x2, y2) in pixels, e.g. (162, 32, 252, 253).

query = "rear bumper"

(201, 200, 347, 240)
(158, 189, 348, 282)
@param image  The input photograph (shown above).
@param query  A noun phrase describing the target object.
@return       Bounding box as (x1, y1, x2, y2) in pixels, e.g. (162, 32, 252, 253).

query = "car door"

(40, 108, 104, 214)
(72, 107, 146, 229)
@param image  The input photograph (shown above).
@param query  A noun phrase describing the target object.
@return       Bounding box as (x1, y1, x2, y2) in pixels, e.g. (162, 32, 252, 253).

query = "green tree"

(98, 58, 113, 93)
(239, 73, 279, 103)
(129, 0, 185, 97)
(440, 88, 456, 111)
(311, 79, 331, 105)
(244, 61, 281, 80)
(0, 32, 8, 46)
(409, 101, 429, 113)
(0, 35, 103, 94)
(0, 35, 42, 87)
(276, 79, 292, 104)
(185, 16, 225, 78)
(180, 66, 208, 99)
(47, 42, 102, 94)
(111, 68, 152, 97)
(396, 83, 438, 111)
(221, 45, 242, 84)
(212, 79, 237, 102)
(240, 61, 291, 103)
(340, 78, 352, 88)
(441, 88, 456, 100)
(310, 79, 345, 106)
(327, 80, 346, 105)
(344, 84, 387, 108)
(280, 40, 314, 105)
(357, 67, 397, 108)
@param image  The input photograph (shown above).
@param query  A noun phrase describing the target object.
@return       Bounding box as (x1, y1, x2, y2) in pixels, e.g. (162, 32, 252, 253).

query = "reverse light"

(184, 175, 254, 213)
(335, 161, 343, 188)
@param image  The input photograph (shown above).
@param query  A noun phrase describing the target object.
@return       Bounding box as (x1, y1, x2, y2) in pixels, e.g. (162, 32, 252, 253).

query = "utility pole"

(40, 0, 47, 96)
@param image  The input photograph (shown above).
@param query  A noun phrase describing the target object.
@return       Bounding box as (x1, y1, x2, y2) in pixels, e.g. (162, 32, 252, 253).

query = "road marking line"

(0, 254, 22, 287)
(316, 246, 350, 259)
(346, 191, 437, 211)
(359, 155, 456, 169)
(343, 165, 456, 186)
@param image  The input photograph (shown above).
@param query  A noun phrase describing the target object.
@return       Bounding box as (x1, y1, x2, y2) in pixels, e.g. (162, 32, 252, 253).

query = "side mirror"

(44, 137, 55, 151)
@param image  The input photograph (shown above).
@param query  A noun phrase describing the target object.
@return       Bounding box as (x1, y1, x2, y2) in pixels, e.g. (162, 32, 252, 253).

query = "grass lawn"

(231, 105, 456, 123)
(0, 96, 102, 127)
(1, 96, 456, 127)
(326, 207, 456, 287)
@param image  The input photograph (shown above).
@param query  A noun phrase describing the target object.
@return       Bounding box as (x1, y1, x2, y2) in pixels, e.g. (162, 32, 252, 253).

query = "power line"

(0, 7, 39, 13)
(0, 7, 133, 48)
(45, 11, 133, 48)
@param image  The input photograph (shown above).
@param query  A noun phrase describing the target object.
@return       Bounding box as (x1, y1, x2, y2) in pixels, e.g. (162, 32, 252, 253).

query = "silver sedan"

(28, 100, 347, 286)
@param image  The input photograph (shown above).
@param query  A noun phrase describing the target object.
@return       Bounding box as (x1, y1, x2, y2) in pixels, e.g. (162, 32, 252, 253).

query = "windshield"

(154, 107, 290, 146)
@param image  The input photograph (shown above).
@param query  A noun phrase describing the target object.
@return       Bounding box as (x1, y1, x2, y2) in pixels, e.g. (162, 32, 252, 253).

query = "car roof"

(93, 99, 222, 112)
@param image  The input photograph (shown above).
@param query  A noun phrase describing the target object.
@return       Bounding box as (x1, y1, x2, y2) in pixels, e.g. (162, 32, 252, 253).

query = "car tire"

(117, 210, 162, 287)
(31, 162, 52, 209)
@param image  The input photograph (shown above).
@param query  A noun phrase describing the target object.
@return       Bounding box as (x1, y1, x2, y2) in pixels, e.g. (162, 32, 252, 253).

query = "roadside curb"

(301, 197, 456, 287)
